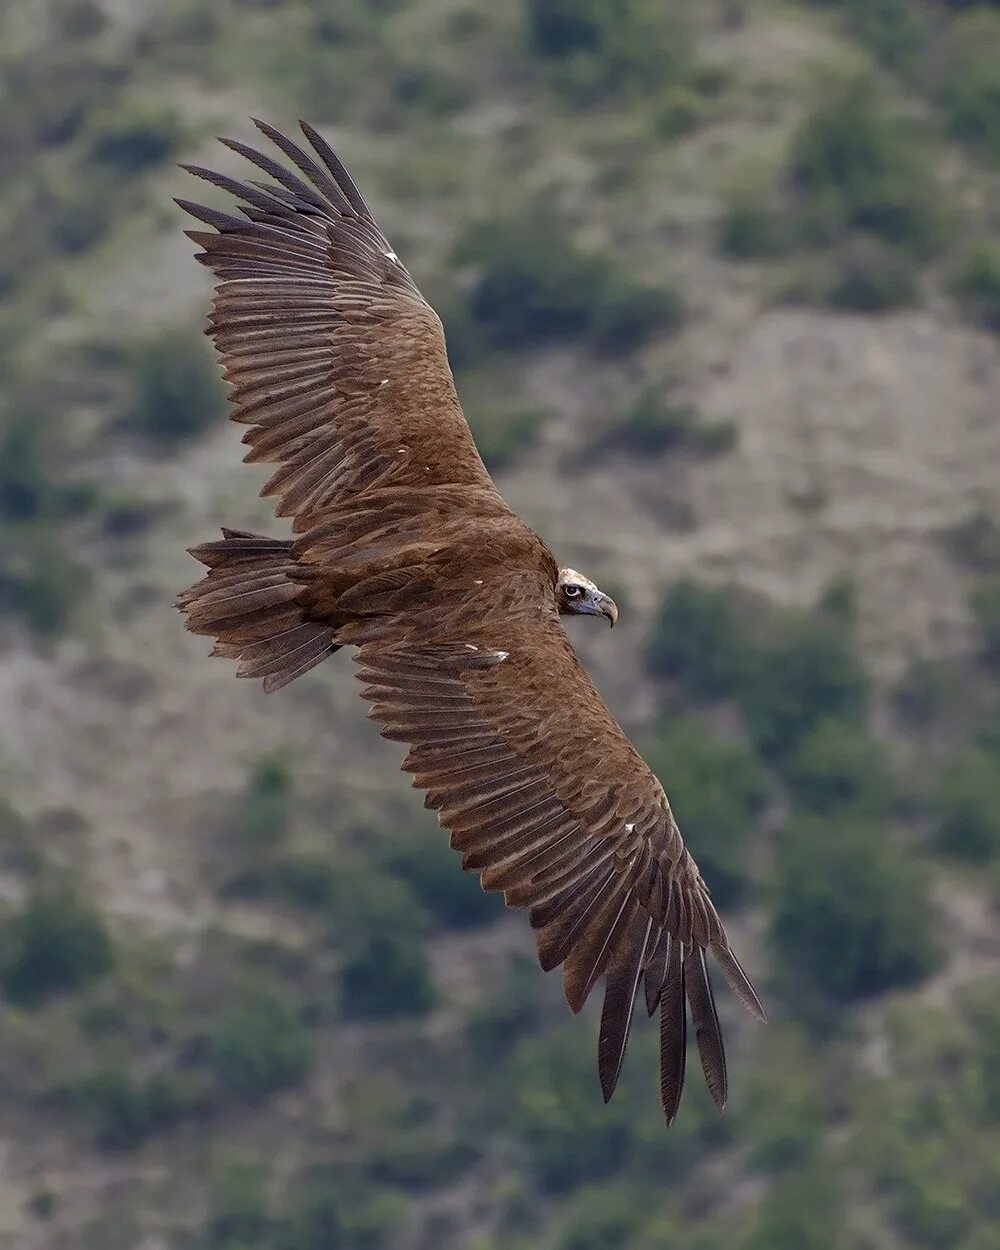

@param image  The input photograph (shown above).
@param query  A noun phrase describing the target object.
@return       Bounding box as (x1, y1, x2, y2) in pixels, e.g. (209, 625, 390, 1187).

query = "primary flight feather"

(175, 119, 765, 1123)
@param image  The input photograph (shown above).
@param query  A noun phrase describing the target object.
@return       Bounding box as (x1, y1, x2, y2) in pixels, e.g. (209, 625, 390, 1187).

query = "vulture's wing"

(177, 120, 497, 533)
(358, 599, 765, 1122)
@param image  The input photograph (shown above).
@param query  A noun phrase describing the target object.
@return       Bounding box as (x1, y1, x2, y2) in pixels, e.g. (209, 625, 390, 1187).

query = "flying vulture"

(175, 119, 765, 1123)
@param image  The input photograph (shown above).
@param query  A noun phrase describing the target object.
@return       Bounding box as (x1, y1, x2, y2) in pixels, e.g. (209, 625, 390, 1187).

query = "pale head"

(556, 568, 619, 627)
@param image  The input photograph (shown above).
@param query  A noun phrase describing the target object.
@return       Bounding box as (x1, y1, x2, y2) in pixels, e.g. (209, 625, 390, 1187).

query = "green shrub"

(329, 868, 436, 1018)
(527, 0, 616, 58)
(933, 745, 1000, 862)
(945, 508, 1000, 571)
(2, 883, 114, 1005)
(65, 1063, 186, 1150)
(125, 328, 220, 442)
(845, 0, 928, 75)
(240, 755, 293, 849)
(718, 193, 789, 259)
(954, 243, 1000, 331)
(741, 1165, 845, 1250)
(52, 0, 107, 39)
(971, 574, 1000, 663)
(283, 1173, 407, 1250)
(782, 717, 892, 815)
(821, 235, 918, 311)
(526, 0, 692, 103)
(770, 816, 941, 1002)
(209, 992, 312, 1101)
(0, 538, 88, 637)
(509, 1022, 719, 1193)
(339, 931, 436, 1019)
(644, 716, 768, 905)
(377, 824, 502, 929)
(646, 579, 751, 699)
(90, 104, 181, 173)
(269, 853, 338, 911)
(360, 1108, 479, 1188)
(736, 1026, 827, 1173)
(465, 403, 548, 472)
(551, 1183, 647, 1250)
(738, 611, 868, 763)
(603, 385, 737, 457)
(943, 16, 1000, 164)
(789, 78, 943, 256)
(854, 986, 1000, 1250)
(893, 656, 958, 726)
(465, 955, 542, 1067)
(206, 1159, 273, 1249)
(511, 1025, 635, 1192)
(391, 66, 471, 117)
(458, 211, 681, 355)
(0, 416, 57, 523)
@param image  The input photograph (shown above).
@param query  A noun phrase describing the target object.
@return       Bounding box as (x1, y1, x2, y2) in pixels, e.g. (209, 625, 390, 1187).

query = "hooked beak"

(593, 591, 619, 628)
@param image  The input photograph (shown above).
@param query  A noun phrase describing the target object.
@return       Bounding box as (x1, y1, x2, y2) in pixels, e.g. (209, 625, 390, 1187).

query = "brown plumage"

(176, 119, 765, 1123)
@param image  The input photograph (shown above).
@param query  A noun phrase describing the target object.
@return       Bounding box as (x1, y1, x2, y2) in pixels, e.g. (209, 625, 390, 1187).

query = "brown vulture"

(175, 119, 765, 1124)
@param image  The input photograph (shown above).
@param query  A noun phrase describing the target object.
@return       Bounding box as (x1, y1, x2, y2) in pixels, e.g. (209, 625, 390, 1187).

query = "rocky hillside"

(0, 1, 998, 1248)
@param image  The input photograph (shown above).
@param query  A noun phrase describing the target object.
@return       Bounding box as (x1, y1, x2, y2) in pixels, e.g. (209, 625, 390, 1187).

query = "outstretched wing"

(177, 120, 497, 532)
(356, 604, 765, 1122)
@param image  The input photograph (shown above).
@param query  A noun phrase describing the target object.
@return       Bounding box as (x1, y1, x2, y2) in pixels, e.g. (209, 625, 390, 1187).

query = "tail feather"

(177, 528, 338, 691)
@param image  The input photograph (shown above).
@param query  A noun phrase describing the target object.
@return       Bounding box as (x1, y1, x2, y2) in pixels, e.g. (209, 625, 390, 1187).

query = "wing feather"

(179, 120, 498, 532)
(355, 620, 763, 1122)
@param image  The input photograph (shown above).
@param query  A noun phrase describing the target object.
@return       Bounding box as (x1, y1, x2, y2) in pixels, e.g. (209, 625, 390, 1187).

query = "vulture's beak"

(594, 591, 619, 628)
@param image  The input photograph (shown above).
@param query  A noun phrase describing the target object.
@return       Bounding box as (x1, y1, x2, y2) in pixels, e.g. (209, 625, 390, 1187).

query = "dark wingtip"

(711, 942, 767, 1023)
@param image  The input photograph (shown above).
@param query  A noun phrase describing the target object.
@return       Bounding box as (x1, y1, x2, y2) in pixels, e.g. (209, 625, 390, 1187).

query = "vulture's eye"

(564, 585, 583, 599)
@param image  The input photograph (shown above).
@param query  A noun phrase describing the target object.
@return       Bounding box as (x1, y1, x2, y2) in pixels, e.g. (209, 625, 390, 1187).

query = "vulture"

(175, 119, 765, 1124)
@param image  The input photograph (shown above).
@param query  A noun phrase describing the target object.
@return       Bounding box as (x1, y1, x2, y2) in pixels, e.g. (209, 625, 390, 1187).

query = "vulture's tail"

(177, 528, 338, 692)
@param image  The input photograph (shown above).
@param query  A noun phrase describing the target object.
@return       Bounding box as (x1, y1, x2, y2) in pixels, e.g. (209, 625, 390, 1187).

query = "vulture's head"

(556, 568, 619, 627)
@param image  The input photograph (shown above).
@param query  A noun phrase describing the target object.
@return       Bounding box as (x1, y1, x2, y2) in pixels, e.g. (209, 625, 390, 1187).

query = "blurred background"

(1, 0, 999, 1246)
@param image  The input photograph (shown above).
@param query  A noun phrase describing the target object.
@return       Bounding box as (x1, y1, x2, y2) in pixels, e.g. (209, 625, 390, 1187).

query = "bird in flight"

(175, 120, 765, 1123)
